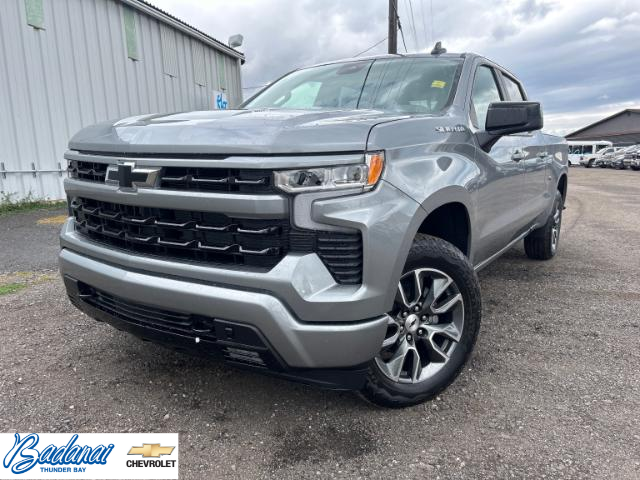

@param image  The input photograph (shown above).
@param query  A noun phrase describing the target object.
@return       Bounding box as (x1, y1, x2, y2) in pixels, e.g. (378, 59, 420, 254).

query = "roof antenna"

(431, 41, 447, 55)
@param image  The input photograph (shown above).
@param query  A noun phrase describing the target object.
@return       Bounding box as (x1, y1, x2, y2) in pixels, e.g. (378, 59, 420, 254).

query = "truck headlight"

(274, 152, 384, 193)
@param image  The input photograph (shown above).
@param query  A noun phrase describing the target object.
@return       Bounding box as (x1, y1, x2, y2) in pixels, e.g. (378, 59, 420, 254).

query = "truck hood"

(69, 109, 410, 155)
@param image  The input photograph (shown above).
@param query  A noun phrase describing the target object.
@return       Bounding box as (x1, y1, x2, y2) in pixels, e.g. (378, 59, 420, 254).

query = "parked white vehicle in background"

(591, 146, 620, 167)
(622, 145, 640, 169)
(567, 140, 612, 167)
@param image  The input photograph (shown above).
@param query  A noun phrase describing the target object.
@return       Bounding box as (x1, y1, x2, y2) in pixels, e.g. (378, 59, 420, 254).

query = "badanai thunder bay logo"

(3, 433, 113, 475)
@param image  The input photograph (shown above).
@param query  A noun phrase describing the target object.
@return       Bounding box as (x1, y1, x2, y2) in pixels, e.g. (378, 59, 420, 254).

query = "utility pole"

(388, 0, 398, 54)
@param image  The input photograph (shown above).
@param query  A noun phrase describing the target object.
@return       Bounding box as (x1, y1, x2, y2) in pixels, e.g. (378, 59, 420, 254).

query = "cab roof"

(303, 52, 517, 79)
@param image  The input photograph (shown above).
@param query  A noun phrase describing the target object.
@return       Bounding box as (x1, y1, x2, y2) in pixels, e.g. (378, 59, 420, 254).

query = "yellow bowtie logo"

(128, 444, 175, 458)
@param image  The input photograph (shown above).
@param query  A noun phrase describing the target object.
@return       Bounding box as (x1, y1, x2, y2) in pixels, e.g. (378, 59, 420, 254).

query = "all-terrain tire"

(524, 190, 563, 260)
(360, 235, 481, 408)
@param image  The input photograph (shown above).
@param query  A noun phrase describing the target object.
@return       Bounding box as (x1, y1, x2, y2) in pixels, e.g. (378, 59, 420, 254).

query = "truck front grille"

(160, 167, 274, 193)
(70, 197, 363, 284)
(71, 197, 289, 269)
(67, 160, 275, 194)
(68, 160, 108, 182)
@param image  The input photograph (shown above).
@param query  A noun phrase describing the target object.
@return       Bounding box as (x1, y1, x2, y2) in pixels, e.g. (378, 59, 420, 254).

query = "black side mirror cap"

(477, 101, 543, 152)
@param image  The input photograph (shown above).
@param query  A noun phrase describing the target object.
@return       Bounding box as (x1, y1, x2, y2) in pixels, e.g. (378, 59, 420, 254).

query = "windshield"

(243, 57, 462, 115)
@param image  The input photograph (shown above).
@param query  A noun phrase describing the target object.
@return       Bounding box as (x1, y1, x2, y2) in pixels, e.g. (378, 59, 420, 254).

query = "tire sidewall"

(549, 191, 563, 255)
(366, 237, 480, 401)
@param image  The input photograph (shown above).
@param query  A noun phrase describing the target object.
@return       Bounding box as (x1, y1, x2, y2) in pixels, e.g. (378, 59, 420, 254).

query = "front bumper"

(60, 247, 387, 374)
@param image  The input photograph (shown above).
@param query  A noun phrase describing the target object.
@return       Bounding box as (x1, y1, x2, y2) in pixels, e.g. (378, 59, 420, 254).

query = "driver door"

(471, 65, 526, 264)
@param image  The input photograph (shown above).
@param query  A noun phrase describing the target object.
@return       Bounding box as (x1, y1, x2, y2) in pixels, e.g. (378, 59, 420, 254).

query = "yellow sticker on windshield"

(431, 80, 447, 88)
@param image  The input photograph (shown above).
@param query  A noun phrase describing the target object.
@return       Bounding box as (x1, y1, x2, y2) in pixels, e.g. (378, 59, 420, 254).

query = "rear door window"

(500, 73, 525, 101)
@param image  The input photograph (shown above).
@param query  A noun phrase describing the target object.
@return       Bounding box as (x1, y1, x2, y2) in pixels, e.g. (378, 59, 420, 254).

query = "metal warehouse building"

(0, 0, 244, 201)
(565, 109, 640, 145)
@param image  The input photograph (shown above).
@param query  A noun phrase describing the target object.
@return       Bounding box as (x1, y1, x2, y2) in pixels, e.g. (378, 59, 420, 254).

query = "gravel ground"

(1, 168, 639, 479)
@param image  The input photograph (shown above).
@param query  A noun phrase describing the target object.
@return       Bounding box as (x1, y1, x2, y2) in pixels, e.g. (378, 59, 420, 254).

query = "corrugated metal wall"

(0, 0, 243, 201)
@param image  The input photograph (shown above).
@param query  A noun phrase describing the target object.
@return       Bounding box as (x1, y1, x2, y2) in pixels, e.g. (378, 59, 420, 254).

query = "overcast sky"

(148, 0, 640, 135)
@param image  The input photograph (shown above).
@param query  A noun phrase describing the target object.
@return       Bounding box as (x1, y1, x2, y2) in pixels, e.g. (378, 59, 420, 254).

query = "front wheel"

(360, 235, 481, 408)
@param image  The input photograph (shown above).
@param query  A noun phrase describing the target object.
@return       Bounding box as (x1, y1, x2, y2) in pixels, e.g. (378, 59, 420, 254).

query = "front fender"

(382, 142, 480, 264)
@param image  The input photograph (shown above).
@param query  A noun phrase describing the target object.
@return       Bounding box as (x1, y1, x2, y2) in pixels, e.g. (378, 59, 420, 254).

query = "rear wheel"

(524, 190, 563, 260)
(360, 235, 481, 408)
(586, 159, 594, 168)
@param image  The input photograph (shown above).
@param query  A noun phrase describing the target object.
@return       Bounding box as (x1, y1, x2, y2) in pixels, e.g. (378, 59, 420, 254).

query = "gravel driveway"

(1, 168, 638, 479)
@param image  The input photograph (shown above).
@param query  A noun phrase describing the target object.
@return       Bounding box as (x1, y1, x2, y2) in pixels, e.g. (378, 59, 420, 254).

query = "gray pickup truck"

(60, 50, 568, 407)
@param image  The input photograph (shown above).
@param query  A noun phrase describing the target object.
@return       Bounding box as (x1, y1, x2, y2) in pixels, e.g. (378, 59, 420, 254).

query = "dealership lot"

(1, 168, 639, 479)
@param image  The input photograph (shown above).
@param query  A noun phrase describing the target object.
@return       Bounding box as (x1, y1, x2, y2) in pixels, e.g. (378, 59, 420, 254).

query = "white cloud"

(581, 16, 619, 33)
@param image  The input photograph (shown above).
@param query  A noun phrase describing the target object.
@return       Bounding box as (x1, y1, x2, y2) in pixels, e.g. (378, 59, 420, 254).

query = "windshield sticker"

(431, 80, 447, 88)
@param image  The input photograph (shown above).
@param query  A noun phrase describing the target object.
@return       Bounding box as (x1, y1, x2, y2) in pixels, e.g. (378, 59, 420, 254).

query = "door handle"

(511, 150, 525, 162)
(538, 151, 548, 158)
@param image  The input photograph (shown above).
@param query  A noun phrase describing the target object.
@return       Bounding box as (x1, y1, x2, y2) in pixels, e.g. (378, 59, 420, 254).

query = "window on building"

(192, 43, 206, 86)
(122, 6, 139, 61)
(217, 54, 227, 90)
(160, 24, 178, 77)
(25, 0, 44, 29)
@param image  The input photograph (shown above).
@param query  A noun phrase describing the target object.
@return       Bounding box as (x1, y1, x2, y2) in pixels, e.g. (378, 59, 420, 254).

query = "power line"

(406, 0, 420, 51)
(430, 0, 434, 45)
(398, 20, 408, 52)
(355, 37, 388, 57)
(419, 0, 429, 50)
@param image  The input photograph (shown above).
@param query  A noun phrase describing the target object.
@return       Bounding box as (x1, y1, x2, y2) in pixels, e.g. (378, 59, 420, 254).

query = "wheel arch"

(416, 202, 471, 258)
(557, 173, 568, 202)
(381, 185, 475, 313)
(417, 186, 474, 258)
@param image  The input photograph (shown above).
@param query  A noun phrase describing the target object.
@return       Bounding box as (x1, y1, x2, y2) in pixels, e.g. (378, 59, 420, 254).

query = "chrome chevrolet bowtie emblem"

(105, 162, 161, 189)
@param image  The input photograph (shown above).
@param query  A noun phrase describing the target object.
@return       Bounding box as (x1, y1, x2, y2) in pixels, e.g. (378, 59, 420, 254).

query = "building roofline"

(566, 108, 640, 138)
(121, 0, 245, 61)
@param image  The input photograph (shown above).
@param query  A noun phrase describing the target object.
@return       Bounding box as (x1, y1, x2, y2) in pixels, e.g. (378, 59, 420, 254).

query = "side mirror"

(477, 101, 543, 152)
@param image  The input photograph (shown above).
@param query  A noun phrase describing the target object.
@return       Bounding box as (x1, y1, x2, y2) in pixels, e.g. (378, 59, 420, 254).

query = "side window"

(471, 66, 502, 130)
(582, 145, 593, 155)
(501, 74, 524, 101)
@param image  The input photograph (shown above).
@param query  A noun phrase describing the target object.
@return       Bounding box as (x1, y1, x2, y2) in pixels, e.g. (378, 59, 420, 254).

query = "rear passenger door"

(471, 65, 527, 263)
(499, 72, 549, 225)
